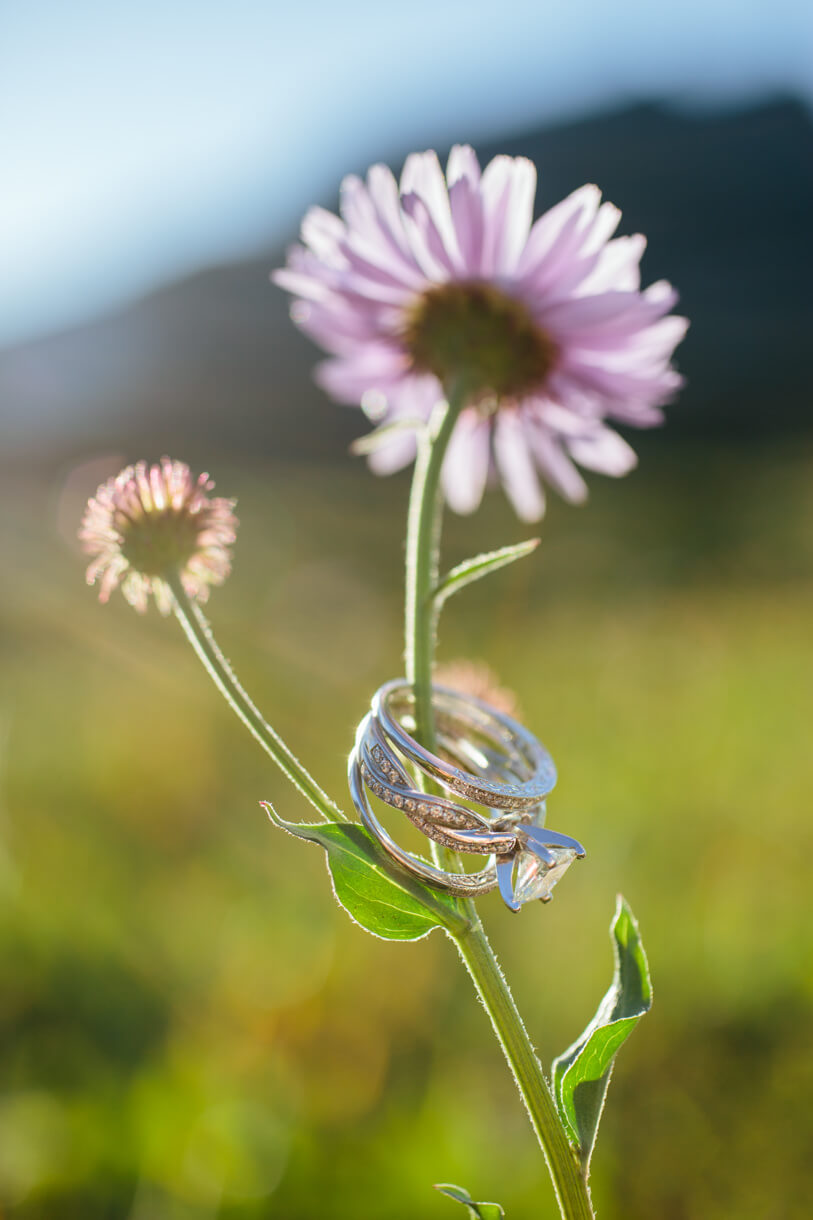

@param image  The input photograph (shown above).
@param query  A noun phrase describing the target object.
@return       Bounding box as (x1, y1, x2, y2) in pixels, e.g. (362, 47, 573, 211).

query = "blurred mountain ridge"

(2, 94, 812, 469)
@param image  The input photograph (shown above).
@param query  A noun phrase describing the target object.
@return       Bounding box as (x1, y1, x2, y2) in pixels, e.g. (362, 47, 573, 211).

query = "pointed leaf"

(552, 895, 652, 1168)
(350, 417, 424, 455)
(262, 805, 468, 940)
(435, 1183, 505, 1219)
(430, 540, 539, 608)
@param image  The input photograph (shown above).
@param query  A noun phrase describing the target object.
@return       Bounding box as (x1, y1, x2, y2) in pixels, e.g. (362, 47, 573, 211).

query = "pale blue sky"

(2, 0, 812, 347)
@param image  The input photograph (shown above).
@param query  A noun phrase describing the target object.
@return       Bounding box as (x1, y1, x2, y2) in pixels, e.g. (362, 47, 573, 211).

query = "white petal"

(480, 155, 536, 275)
(516, 184, 600, 279)
(272, 264, 331, 303)
(294, 298, 388, 353)
(368, 376, 442, 473)
(529, 434, 588, 504)
(447, 144, 482, 188)
(566, 427, 638, 476)
(339, 174, 424, 288)
(441, 411, 491, 515)
(581, 201, 622, 254)
(448, 176, 484, 274)
(314, 345, 408, 403)
(627, 315, 690, 360)
(493, 411, 546, 522)
(338, 241, 423, 299)
(576, 234, 646, 295)
(557, 355, 683, 407)
(479, 156, 537, 276)
(366, 163, 414, 259)
(301, 206, 347, 262)
(540, 284, 678, 339)
(339, 174, 378, 231)
(401, 192, 460, 275)
(339, 175, 426, 287)
(400, 150, 459, 263)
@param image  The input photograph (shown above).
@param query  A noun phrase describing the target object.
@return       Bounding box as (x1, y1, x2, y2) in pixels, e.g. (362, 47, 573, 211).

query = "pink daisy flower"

(274, 147, 688, 521)
(80, 458, 238, 614)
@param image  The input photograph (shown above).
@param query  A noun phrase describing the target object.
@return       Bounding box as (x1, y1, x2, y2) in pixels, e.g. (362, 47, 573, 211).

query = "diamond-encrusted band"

(348, 680, 586, 910)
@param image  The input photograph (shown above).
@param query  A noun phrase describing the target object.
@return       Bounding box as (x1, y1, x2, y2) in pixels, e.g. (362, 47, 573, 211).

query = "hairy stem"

(169, 574, 343, 823)
(403, 392, 595, 1219)
(404, 382, 467, 749)
(453, 908, 594, 1218)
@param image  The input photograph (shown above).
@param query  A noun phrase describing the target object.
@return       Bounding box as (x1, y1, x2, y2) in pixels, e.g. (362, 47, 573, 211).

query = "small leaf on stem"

(430, 539, 540, 609)
(350, 417, 425, 456)
(435, 1183, 505, 1219)
(262, 804, 468, 940)
(551, 895, 652, 1169)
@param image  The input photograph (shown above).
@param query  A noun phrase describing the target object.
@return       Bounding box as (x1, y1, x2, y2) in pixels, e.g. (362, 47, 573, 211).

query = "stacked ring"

(348, 680, 585, 911)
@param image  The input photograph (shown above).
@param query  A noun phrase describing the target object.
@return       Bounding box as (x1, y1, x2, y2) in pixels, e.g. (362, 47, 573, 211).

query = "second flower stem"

(403, 388, 594, 1220)
(169, 573, 343, 824)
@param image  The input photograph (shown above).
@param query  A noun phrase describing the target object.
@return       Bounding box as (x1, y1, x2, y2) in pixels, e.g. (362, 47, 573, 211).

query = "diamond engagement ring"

(348, 679, 585, 911)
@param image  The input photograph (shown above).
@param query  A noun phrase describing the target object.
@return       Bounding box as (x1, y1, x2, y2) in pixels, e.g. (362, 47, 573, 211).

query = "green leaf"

(430, 540, 540, 609)
(551, 895, 652, 1168)
(435, 1183, 505, 1219)
(350, 416, 424, 455)
(262, 804, 468, 940)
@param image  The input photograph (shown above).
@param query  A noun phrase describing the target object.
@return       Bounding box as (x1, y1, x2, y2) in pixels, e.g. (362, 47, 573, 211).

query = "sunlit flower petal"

(274, 145, 687, 521)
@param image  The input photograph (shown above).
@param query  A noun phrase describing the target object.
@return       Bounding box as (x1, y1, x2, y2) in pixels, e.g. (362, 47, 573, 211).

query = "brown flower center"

(403, 281, 557, 400)
(118, 507, 201, 576)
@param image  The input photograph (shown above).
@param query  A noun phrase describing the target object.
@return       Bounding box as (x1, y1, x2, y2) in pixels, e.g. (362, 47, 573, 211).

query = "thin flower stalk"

(80, 457, 342, 824)
(403, 386, 594, 1219)
(168, 574, 344, 825)
(404, 379, 468, 748)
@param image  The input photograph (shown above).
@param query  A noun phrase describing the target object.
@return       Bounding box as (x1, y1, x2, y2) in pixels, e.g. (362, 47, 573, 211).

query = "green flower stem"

(453, 909, 594, 1219)
(168, 573, 344, 824)
(403, 392, 594, 1220)
(404, 380, 468, 749)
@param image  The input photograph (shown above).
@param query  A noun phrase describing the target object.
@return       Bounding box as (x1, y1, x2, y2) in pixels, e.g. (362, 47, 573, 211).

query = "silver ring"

(348, 680, 585, 910)
(374, 680, 557, 809)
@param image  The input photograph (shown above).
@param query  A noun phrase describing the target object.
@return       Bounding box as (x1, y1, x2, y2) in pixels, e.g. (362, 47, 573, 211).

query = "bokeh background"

(2, 2, 813, 1217)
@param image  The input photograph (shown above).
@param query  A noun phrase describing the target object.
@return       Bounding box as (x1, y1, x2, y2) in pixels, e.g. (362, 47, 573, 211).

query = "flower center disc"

(118, 509, 200, 576)
(404, 281, 557, 400)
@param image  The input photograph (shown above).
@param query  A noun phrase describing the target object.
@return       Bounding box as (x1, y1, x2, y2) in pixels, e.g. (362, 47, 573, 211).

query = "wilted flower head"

(274, 147, 688, 521)
(79, 458, 238, 614)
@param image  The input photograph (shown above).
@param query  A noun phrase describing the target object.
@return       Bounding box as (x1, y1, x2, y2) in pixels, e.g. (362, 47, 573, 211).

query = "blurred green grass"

(1, 439, 813, 1218)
